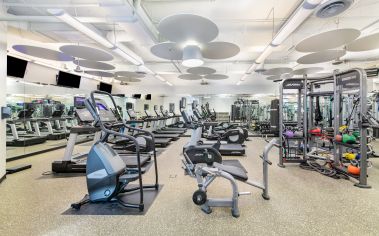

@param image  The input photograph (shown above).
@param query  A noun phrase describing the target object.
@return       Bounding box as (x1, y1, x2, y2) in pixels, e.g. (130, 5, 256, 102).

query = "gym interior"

(1, 0, 379, 235)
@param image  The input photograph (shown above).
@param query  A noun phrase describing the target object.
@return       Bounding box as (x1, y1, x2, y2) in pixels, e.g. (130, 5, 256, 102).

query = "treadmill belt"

(62, 185, 163, 215)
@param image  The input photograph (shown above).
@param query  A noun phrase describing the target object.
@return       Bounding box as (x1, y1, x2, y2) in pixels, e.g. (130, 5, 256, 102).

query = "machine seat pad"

(213, 163, 248, 181)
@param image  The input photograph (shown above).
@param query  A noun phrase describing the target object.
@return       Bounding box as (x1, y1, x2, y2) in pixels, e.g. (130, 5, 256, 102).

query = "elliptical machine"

(71, 91, 159, 211)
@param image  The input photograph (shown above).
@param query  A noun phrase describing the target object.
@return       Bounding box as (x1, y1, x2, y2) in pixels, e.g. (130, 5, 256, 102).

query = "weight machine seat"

(213, 162, 248, 181)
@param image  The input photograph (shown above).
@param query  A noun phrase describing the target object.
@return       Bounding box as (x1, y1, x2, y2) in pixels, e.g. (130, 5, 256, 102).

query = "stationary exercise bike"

(71, 91, 159, 211)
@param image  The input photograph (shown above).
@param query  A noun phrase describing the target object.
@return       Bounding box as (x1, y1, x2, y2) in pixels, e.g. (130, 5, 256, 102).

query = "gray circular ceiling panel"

(187, 67, 216, 75)
(202, 42, 240, 59)
(150, 42, 182, 60)
(297, 50, 346, 64)
(116, 77, 141, 83)
(204, 74, 229, 80)
(60, 45, 113, 61)
(74, 60, 115, 70)
(295, 28, 360, 52)
(114, 71, 145, 78)
(346, 32, 379, 52)
(262, 67, 293, 76)
(84, 71, 114, 77)
(12, 45, 73, 61)
(293, 67, 324, 75)
(158, 14, 219, 43)
(178, 74, 203, 80)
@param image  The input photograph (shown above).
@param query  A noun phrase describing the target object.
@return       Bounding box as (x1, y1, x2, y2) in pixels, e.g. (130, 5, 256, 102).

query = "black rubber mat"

(223, 159, 247, 173)
(62, 185, 163, 215)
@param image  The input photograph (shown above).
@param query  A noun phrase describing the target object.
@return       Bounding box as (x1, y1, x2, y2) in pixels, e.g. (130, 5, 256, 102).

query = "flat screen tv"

(145, 94, 151, 100)
(7, 56, 28, 78)
(99, 82, 112, 93)
(144, 104, 149, 110)
(132, 94, 141, 99)
(57, 71, 81, 88)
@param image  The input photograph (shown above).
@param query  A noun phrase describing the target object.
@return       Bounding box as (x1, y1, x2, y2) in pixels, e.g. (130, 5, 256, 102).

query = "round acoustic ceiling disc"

(293, 67, 324, 75)
(114, 71, 145, 78)
(187, 67, 216, 75)
(116, 77, 141, 83)
(263, 67, 293, 76)
(346, 32, 379, 52)
(202, 42, 240, 59)
(297, 50, 346, 64)
(74, 60, 115, 70)
(178, 74, 202, 80)
(295, 28, 360, 52)
(158, 14, 219, 43)
(60, 45, 113, 61)
(204, 74, 228, 80)
(84, 71, 114, 77)
(151, 42, 182, 60)
(12, 45, 73, 61)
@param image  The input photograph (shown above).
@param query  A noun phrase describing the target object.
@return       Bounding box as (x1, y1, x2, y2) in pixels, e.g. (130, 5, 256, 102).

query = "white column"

(0, 8, 6, 181)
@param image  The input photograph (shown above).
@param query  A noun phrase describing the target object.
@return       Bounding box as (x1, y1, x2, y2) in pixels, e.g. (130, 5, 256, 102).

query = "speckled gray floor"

(1, 137, 379, 235)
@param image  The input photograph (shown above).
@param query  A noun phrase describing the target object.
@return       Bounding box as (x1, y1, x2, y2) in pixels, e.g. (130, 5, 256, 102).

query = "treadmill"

(144, 109, 182, 138)
(33, 110, 69, 140)
(52, 107, 151, 173)
(157, 105, 186, 132)
(182, 104, 245, 156)
(6, 109, 47, 147)
(126, 109, 173, 146)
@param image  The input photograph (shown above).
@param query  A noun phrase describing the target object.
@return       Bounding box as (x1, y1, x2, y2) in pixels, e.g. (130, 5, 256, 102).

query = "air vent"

(315, 0, 353, 18)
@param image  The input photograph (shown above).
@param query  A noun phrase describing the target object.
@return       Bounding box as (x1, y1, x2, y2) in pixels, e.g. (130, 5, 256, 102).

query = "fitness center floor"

(1, 137, 379, 235)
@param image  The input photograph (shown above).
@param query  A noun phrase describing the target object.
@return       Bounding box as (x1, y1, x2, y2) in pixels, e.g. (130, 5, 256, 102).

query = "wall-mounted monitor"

(144, 104, 149, 110)
(7, 56, 28, 78)
(99, 82, 112, 93)
(145, 94, 151, 100)
(126, 102, 133, 110)
(132, 94, 141, 99)
(56, 71, 81, 88)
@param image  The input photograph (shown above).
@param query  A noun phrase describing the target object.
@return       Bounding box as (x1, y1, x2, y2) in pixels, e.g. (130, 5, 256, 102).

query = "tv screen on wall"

(7, 56, 28, 78)
(56, 71, 81, 88)
(99, 82, 112, 93)
(145, 94, 151, 100)
(132, 94, 141, 99)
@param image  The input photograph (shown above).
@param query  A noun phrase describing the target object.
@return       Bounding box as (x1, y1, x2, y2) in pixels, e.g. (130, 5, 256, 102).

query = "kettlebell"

(342, 134, 357, 144)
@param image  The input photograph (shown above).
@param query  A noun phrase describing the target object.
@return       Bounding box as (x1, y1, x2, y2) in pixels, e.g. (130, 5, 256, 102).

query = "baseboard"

(0, 173, 6, 184)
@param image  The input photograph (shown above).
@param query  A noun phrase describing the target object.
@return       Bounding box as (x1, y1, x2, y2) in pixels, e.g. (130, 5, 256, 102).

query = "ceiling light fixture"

(182, 45, 204, 67)
(237, 0, 323, 85)
(47, 9, 143, 66)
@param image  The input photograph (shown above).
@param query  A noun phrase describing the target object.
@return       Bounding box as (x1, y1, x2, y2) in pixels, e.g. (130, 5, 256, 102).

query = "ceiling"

(3, 0, 379, 94)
